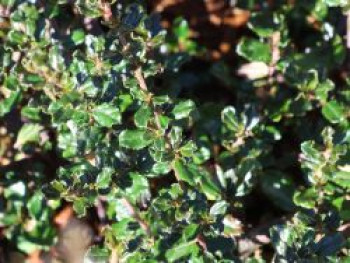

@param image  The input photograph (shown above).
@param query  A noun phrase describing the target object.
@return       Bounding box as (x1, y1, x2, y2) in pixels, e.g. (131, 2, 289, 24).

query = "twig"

(109, 248, 119, 263)
(134, 67, 149, 92)
(120, 198, 150, 236)
(268, 31, 281, 81)
(338, 222, 350, 238)
(133, 67, 163, 132)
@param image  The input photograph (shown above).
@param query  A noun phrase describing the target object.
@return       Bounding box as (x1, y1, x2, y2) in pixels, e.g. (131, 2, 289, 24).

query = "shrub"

(0, 0, 349, 262)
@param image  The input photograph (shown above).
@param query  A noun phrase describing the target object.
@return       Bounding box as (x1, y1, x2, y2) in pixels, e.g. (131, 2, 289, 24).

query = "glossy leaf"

(237, 38, 271, 63)
(119, 129, 154, 150)
(92, 104, 121, 127)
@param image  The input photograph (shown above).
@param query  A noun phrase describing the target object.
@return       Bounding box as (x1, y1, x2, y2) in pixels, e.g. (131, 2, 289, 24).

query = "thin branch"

(109, 248, 119, 263)
(121, 198, 150, 236)
(133, 67, 163, 131)
(134, 67, 148, 92)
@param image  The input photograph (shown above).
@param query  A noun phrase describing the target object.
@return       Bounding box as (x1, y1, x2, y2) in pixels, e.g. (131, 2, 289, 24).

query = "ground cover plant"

(0, 0, 349, 262)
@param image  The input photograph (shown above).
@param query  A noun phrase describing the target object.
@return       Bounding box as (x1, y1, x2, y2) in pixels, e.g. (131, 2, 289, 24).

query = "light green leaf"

(210, 200, 228, 216)
(301, 141, 322, 165)
(96, 168, 113, 189)
(73, 198, 87, 217)
(28, 192, 44, 219)
(200, 176, 221, 201)
(173, 159, 195, 185)
(180, 141, 197, 157)
(72, 29, 85, 45)
(134, 104, 152, 128)
(165, 241, 199, 262)
(323, 0, 347, 7)
(92, 104, 121, 127)
(15, 123, 43, 148)
(332, 171, 350, 188)
(293, 188, 318, 209)
(222, 106, 240, 131)
(8, 30, 28, 44)
(322, 100, 345, 124)
(170, 126, 183, 149)
(119, 129, 154, 150)
(0, 90, 21, 117)
(152, 162, 172, 175)
(172, 100, 195, 120)
(84, 246, 110, 263)
(237, 38, 271, 63)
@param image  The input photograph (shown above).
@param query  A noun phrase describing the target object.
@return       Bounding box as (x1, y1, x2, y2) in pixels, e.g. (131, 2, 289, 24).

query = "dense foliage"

(0, 0, 349, 262)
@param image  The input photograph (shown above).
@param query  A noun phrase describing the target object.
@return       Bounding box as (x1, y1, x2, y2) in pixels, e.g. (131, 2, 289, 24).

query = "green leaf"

(180, 141, 197, 157)
(200, 176, 221, 201)
(119, 129, 154, 150)
(222, 106, 240, 132)
(85, 246, 110, 262)
(51, 180, 66, 193)
(315, 80, 334, 104)
(23, 74, 45, 85)
(73, 198, 87, 217)
(173, 159, 195, 185)
(332, 171, 350, 188)
(21, 106, 41, 121)
(293, 188, 318, 209)
(0, 90, 21, 117)
(210, 200, 228, 216)
(28, 192, 43, 219)
(110, 219, 133, 241)
(237, 38, 271, 63)
(182, 224, 199, 241)
(323, 0, 347, 7)
(5, 181, 26, 198)
(300, 141, 322, 165)
(4, 75, 19, 90)
(96, 168, 113, 189)
(125, 173, 150, 204)
(8, 30, 28, 44)
(15, 124, 43, 148)
(170, 126, 183, 149)
(72, 29, 85, 45)
(152, 162, 172, 175)
(173, 18, 190, 40)
(92, 104, 121, 127)
(165, 241, 200, 262)
(322, 100, 345, 124)
(134, 104, 152, 128)
(172, 100, 195, 120)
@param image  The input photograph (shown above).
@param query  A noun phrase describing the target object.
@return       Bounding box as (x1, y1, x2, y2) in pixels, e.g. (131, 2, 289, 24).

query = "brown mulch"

(149, 0, 250, 59)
